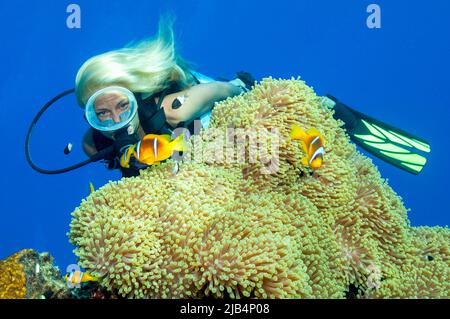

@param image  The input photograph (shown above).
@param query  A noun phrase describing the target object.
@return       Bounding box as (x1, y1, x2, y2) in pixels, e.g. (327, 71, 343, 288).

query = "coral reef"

(69, 77, 449, 298)
(0, 251, 27, 298)
(0, 249, 71, 299)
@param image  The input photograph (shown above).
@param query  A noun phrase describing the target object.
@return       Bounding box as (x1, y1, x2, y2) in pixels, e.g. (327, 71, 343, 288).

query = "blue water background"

(0, 0, 449, 271)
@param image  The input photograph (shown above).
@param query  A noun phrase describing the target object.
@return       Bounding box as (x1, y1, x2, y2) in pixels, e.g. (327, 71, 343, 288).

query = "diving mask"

(85, 86, 140, 139)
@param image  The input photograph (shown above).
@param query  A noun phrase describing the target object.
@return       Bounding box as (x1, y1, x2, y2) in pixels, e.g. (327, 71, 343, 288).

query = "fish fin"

(138, 159, 153, 165)
(141, 134, 158, 143)
(300, 140, 309, 154)
(301, 157, 309, 167)
(138, 156, 153, 165)
(290, 124, 306, 140)
(160, 134, 172, 141)
(306, 127, 321, 136)
(89, 182, 95, 194)
(84, 273, 98, 282)
(171, 135, 189, 152)
(134, 151, 151, 165)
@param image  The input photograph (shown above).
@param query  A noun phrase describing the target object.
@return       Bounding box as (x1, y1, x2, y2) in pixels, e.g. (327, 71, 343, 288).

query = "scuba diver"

(26, 18, 252, 178)
(25, 18, 431, 177)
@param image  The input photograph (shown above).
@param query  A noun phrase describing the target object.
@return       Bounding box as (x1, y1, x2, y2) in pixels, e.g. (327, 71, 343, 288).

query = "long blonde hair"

(75, 16, 195, 107)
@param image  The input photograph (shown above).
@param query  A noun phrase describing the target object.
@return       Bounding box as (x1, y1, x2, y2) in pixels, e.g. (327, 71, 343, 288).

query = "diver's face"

(94, 92, 130, 123)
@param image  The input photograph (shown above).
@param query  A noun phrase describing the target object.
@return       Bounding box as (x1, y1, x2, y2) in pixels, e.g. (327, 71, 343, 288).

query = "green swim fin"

(322, 95, 431, 175)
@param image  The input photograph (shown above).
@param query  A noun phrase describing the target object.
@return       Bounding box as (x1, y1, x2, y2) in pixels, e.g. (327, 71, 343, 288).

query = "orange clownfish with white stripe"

(120, 133, 189, 168)
(290, 124, 325, 170)
(65, 270, 98, 284)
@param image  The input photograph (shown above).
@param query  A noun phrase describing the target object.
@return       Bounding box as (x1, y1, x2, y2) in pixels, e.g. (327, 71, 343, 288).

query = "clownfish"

(290, 124, 325, 170)
(65, 270, 98, 284)
(120, 133, 189, 168)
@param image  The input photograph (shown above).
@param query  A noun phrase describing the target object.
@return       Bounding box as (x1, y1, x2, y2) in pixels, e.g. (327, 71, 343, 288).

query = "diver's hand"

(161, 82, 243, 128)
(233, 71, 256, 92)
(228, 78, 248, 92)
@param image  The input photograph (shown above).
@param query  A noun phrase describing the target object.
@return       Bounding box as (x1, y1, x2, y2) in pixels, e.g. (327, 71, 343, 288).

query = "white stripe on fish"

(136, 140, 141, 159)
(309, 146, 325, 165)
(153, 138, 158, 159)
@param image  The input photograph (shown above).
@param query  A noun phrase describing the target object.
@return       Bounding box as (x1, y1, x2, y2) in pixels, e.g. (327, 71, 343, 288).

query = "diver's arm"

(160, 82, 244, 128)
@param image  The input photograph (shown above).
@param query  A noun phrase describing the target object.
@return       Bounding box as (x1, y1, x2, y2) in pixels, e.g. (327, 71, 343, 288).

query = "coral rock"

(0, 249, 71, 299)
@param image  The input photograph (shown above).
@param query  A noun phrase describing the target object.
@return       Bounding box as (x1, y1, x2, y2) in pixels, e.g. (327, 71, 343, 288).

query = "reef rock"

(0, 249, 120, 299)
(0, 249, 70, 299)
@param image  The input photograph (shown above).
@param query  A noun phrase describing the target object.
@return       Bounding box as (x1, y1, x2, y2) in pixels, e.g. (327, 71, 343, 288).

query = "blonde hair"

(75, 16, 195, 107)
